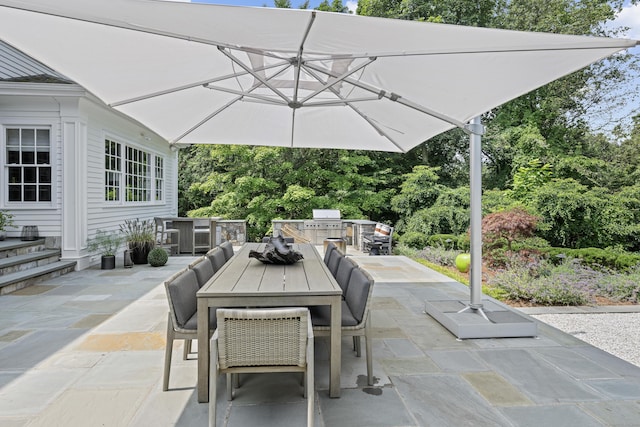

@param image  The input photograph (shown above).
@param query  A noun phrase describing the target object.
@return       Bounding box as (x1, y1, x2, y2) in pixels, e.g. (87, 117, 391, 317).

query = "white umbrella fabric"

(0, 0, 636, 152)
(0, 0, 637, 332)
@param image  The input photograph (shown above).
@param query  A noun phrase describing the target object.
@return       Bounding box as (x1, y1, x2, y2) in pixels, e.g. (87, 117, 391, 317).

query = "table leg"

(329, 296, 341, 397)
(197, 299, 209, 403)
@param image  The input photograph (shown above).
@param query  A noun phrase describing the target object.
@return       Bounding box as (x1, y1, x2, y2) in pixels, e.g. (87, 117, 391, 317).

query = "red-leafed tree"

(482, 208, 540, 252)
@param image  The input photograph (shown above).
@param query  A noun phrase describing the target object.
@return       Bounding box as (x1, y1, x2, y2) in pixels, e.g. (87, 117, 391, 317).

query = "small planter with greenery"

(0, 210, 15, 240)
(87, 229, 124, 270)
(148, 247, 169, 267)
(120, 218, 156, 265)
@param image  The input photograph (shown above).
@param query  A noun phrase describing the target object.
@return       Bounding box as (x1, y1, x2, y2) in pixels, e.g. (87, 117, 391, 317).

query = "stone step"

(0, 248, 61, 275)
(0, 238, 47, 259)
(0, 260, 77, 295)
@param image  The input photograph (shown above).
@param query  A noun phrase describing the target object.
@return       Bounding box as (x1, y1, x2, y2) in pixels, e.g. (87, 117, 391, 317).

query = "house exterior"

(0, 42, 179, 269)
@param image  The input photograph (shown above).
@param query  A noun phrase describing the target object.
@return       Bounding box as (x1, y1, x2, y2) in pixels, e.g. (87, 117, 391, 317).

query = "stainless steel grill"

(303, 210, 345, 243)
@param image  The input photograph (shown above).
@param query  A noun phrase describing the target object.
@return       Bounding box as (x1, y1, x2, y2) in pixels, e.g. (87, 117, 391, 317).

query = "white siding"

(0, 82, 179, 268)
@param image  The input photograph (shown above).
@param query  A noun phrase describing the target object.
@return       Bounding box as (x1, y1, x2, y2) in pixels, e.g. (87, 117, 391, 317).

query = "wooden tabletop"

(198, 242, 341, 297)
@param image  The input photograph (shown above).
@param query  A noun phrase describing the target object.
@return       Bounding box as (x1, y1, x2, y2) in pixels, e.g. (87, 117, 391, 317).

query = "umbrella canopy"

(0, 0, 636, 152)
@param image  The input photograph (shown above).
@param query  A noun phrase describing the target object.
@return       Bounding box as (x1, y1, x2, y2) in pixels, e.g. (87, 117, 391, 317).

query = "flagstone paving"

(1, 250, 640, 426)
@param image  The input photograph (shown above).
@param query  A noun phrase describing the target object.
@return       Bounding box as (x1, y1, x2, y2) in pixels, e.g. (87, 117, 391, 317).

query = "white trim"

(1, 120, 59, 209)
(101, 131, 167, 207)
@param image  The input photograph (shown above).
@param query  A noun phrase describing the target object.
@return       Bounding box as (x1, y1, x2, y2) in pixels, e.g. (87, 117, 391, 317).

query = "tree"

(482, 208, 540, 252)
(316, 0, 349, 13)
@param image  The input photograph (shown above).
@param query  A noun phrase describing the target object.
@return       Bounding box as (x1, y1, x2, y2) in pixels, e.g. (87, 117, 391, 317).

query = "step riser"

(0, 264, 76, 295)
(0, 243, 47, 259)
(0, 254, 61, 276)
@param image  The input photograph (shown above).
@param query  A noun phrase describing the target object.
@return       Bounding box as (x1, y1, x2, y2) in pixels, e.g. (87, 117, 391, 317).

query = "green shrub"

(457, 234, 470, 251)
(399, 232, 429, 249)
(148, 247, 169, 267)
(541, 247, 640, 271)
(427, 234, 458, 249)
(488, 257, 597, 306)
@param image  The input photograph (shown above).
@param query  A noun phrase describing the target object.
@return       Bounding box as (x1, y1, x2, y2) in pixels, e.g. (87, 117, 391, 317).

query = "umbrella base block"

(423, 299, 537, 339)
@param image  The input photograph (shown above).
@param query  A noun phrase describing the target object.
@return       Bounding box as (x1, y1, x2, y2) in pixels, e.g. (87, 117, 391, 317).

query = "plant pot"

(0, 230, 5, 241)
(101, 255, 116, 270)
(130, 244, 153, 265)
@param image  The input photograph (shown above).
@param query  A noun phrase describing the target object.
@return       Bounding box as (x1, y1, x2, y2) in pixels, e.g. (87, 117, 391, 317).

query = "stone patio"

(1, 249, 640, 426)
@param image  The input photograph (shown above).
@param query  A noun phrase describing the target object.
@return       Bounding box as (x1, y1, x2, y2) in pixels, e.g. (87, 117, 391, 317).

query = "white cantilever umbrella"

(0, 0, 637, 328)
(0, 0, 635, 151)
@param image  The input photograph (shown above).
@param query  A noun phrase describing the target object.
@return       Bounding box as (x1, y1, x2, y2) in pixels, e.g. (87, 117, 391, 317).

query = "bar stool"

(155, 217, 180, 255)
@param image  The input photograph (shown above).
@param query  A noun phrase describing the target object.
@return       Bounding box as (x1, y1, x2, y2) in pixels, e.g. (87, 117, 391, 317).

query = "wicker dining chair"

(163, 268, 216, 391)
(209, 307, 314, 427)
(310, 267, 375, 385)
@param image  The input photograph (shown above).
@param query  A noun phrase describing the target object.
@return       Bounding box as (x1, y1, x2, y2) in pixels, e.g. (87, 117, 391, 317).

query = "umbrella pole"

(458, 116, 488, 320)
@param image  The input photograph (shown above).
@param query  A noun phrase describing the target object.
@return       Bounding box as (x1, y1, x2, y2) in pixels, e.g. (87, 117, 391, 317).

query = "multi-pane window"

(105, 139, 121, 201)
(104, 138, 163, 204)
(155, 156, 164, 201)
(6, 127, 52, 202)
(125, 146, 151, 202)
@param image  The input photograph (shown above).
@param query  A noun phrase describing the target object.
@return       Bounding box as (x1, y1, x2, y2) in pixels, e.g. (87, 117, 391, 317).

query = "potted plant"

(120, 218, 156, 264)
(148, 247, 169, 267)
(0, 210, 15, 241)
(87, 229, 123, 269)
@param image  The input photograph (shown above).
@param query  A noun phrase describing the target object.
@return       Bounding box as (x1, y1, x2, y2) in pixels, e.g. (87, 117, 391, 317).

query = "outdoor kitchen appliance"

(303, 209, 345, 244)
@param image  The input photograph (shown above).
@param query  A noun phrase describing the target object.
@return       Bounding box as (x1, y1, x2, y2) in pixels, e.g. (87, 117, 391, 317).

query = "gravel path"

(532, 313, 640, 368)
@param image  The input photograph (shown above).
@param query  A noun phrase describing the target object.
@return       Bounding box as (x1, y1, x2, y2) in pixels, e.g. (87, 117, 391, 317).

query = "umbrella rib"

(305, 62, 467, 130)
(291, 11, 316, 109)
(172, 96, 241, 143)
(218, 46, 292, 105)
(299, 57, 375, 104)
(303, 66, 405, 152)
(204, 84, 288, 106)
(110, 60, 290, 107)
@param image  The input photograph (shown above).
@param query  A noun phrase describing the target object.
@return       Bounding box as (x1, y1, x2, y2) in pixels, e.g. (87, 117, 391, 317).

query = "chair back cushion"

(326, 248, 343, 276)
(216, 308, 310, 369)
(344, 268, 374, 324)
(206, 247, 227, 271)
(323, 242, 336, 265)
(219, 241, 234, 261)
(374, 222, 392, 237)
(190, 257, 215, 288)
(165, 269, 199, 329)
(334, 256, 357, 294)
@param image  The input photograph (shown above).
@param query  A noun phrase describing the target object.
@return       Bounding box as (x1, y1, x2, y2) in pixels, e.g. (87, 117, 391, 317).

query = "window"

(125, 146, 151, 202)
(6, 127, 52, 202)
(104, 138, 164, 204)
(155, 156, 164, 201)
(105, 139, 121, 201)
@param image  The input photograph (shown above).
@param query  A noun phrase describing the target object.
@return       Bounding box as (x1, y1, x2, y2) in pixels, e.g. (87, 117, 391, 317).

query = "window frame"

(103, 135, 165, 206)
(2, 123, 55, 208)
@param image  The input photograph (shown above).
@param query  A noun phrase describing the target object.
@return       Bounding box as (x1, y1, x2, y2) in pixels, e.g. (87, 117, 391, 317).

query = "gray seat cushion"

(182, 307, 218, 331)
(220, 241, 234, 261)
(192, 258, 214, 288)
(310, 301, 358, 327)
(324, 242, 337, 265)
(326, 249, 343, 276)
(207, 248, 227, 271)
(167, 269, 199, 329)
(344, 268, 372, 323)
(334, 256, 357, 294)
(311, 267, 372, 327)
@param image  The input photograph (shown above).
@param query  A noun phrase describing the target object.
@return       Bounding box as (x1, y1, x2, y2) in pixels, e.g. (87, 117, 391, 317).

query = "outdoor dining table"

(196, 242, 343, 403)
